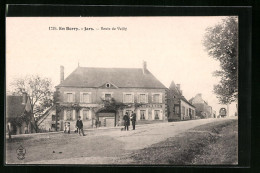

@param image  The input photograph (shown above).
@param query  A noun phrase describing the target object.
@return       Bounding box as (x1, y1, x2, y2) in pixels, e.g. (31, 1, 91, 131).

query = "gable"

(99, 82, 118, 89)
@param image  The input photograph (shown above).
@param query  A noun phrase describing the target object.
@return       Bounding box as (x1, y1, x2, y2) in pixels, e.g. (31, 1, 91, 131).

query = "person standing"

(76, 116, 86, 136)
(123, 112, 130, 131)
(130, 111, 136, 130)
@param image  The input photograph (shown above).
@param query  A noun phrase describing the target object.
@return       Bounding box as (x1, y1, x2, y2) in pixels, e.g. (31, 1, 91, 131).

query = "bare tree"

(10, 75, 53, 132)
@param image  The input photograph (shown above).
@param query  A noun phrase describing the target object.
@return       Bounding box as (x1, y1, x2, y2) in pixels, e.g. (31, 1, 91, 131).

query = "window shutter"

(159, 94, 162, 103)
(89, 93, 92, 103)
(73, 93, 75, 102)
(146, 94, 148, 103)
(132, 94, 134, 103)
(152, 94, 154, 103)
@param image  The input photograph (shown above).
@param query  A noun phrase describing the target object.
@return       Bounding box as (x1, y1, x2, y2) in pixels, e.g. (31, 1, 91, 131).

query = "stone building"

(6, 93, 35, 135)
(55, 62, 167, 131)
(189, 93, 214, 119)
(167, 81, 196, 121)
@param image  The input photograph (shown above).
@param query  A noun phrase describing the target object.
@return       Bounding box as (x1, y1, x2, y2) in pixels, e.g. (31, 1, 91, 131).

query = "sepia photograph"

(5, 16, 239, 165)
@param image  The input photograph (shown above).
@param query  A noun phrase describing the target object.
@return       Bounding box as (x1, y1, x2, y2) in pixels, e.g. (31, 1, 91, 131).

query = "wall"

(180, 100, 196, 120)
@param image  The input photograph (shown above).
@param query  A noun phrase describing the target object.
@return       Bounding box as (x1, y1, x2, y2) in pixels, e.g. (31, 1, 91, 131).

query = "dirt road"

(6, 117, 237, 164)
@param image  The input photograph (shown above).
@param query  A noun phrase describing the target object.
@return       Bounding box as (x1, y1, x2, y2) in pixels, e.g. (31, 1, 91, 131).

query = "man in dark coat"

(130, 111, 136, 130)
(123, 112, 130, 131)
(76, 116, 85, 136)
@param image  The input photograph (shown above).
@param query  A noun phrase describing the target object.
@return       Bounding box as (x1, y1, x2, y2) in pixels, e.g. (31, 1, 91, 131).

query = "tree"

(10, 75, 53, 132)
(203, 17, 238, 105)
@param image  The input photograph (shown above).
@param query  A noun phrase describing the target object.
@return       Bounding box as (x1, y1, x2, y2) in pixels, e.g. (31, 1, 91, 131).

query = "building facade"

(6, 93, 35, 135)
(55, 62, 167, 131)
(167, 81, 196, 121)
(189, 93, 214, 119)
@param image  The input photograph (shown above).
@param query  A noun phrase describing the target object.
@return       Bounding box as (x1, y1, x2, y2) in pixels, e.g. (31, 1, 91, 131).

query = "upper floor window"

(140, 94, 146, 103)
(80, 92, 91, 103)
(152, 93, 162, 103)
(138, 93, 148, 103)
(105, 94, 111, 101)
(123, 93, 134, 103)
(106, 83, 110, 88)
(66, 93, 74, 102)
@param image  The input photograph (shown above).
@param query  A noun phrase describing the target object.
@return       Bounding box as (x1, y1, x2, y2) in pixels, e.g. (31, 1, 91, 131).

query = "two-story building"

(55, 62, 167, 131)
(167, 81, 196, 121)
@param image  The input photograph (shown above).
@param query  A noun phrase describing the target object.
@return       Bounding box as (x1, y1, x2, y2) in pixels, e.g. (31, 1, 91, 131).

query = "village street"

(6, 117, 237, 165)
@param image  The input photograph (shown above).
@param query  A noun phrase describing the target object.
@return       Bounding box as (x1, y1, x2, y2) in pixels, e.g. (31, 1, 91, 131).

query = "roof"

(57, 67, 166, 89)
(168, 81, 195, 108)
(6, 96, 25, 119)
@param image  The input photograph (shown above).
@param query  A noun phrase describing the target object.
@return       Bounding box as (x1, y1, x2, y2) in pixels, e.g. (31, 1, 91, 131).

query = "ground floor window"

(140, 110, 146, 120)
(83, 110, 90, 120)
(154, 110, 160, 120)
(66, 110, 73, 120)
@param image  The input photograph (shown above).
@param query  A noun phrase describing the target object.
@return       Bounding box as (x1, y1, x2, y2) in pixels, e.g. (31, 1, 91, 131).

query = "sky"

(6, 17, 238, 115)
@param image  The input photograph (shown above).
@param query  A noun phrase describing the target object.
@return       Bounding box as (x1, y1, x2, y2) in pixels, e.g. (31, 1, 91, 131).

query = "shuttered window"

(123, 93, 134, 103)
(137, 93, 148, 103)
(152, 93, 162, 103)
(67, 93, 73, 102)
(81, 93, 90, 103)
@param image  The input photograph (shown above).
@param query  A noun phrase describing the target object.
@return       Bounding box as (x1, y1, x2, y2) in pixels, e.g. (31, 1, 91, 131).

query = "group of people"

(66, 111, 137, 136)
(123, 111, 136, 131)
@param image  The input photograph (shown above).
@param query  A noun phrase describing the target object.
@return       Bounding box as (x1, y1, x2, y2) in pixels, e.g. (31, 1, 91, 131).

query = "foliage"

(100, 98, 145, 111)
(10, 75, 53, 132)
(203, 17, 238, 104)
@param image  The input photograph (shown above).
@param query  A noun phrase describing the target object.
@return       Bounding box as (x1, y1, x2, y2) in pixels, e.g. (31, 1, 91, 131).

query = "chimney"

(22, 92, 27, 105)
(197, 93, 202, 97)
(143, 61, 147, 74)
(60, 65, 64, 83)
(180, 90, 183, 95)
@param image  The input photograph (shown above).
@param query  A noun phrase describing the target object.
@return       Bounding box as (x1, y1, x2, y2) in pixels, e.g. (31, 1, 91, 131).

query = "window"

(66, 110, 73, 120)
(140, 94, 147, 103)
(82, 93, 90, 103)
(174, 105, 179, 114)
(124, 93, 133, 103)
(153, 94, 160, 103)
(140, 110, 146, 120)
(51, 124, 56, 128)
(67, 93, 73, 102)
(83, 110, 90, 120)
(186, 109, 188, 116)
(154, 110, 160, 120)
(52, 115, 55, 121)
(152, 93, 162, 103)
(106, 83, 110, 88)
(105, 94, 111, 101)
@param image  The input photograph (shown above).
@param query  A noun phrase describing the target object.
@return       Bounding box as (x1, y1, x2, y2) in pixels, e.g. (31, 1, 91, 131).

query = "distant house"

(6, 93, 36, 135)
(189, 93, 214, 119)
(54, 61, 167, 131)
(167, 81, 196, 121)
